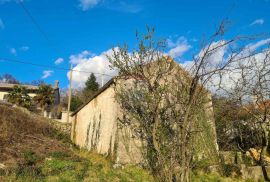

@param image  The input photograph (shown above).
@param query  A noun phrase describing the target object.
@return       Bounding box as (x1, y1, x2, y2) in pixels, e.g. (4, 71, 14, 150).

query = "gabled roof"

(71, 78, 115, 116)
(70, 57, 195, 117)
(0, 83, 38, 91)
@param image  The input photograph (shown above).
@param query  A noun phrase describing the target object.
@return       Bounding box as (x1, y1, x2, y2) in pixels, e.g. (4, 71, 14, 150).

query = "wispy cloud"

(20, 46, 29, 51)
(106, 1, 143, 13)
(246, 38, 270, 51)
(10, 48, 17, 56)
(54, 57, 64, 65)
(79, 0, 101, 11)
(167, 37, 191, 58)
(250, 18, 264, 26)
(0, 18, 4, 29)
(0, 0, 24, 4)
(78, 0, 143, 13)
(42, 70, 53, 79)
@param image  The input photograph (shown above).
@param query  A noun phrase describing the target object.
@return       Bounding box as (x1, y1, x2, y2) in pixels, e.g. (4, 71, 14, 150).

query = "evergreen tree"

(70, 96, 83, 111)
(85, 73, 99, 92)
(83, 73, 99, 100)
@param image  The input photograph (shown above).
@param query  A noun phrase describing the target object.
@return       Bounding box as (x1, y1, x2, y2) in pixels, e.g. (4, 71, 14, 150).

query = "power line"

(18, 0, 64, 62)
(0, 57, 114, 77)
(14, 1, 114, 80)
(18, 0, 49, 42)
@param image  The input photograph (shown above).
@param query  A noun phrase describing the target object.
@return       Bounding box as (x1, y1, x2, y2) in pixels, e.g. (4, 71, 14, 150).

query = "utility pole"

(67, 64, 73, 123)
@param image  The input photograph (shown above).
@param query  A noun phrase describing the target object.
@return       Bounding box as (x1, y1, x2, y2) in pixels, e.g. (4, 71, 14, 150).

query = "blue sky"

(0, 0, 269, 88)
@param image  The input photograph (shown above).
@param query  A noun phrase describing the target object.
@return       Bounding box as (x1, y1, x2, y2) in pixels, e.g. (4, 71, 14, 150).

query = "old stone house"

(71, 60, 219, 164)
(0, 83, 38, 101)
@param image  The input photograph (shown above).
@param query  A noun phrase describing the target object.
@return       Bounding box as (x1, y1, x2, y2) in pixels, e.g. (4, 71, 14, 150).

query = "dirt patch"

(0, 104, 72, 169)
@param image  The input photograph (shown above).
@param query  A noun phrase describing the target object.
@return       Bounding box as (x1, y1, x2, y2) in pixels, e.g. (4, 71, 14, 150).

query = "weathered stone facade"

(71, 84, 118, 156)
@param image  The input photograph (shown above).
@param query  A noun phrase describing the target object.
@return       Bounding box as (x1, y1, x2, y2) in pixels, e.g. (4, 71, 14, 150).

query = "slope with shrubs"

(0, 104, 256, 182)
(0, 104, 154, 182)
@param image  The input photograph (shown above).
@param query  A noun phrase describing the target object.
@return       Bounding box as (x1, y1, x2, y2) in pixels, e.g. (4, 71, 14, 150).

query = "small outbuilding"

(71, 60, 219, 164)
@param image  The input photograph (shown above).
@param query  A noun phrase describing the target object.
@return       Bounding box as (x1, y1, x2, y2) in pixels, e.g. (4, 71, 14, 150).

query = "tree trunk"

(260, 127, 270, 181)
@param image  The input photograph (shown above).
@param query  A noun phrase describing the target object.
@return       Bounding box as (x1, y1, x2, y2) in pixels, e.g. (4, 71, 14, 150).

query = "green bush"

(221, 164, 241, 177)
(242, 155, 254, 166)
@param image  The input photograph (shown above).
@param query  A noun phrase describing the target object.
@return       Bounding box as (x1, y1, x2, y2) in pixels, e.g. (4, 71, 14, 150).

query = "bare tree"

(0, 73, 19, 84)
(218, 47, 270, 180)
(108, 23, 257, 182)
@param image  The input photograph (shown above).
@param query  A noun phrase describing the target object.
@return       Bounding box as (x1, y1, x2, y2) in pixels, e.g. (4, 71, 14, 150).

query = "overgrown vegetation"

(213, 97, 262, 151)
(107, 23, 256, 182)
(60, 73, 99, 112)
(34, 84, 55, 110)
(0, 83, 260, 181)
(7, 85, 32, 108)
(0, 104, 154, 182)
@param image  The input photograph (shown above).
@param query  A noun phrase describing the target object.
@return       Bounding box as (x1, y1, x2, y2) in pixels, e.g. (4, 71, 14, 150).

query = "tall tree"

(83, 73, 99, 100)
(107, 24, 256, 182)
(85, 73, 99, 92)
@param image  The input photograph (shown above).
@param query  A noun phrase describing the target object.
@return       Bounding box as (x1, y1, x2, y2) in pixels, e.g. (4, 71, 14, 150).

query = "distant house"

(0, 83, 38, 101)
(70, 59, 219, 164)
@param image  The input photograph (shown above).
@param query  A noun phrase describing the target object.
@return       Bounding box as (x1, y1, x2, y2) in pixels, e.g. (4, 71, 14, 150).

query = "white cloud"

(181, 40, 228, 77)
(246, 38, 270, 52)
(10, 48, 17, 56)
(209, 49, 270, 97)
(68, 48, 118, 88)
(250, 19, 264, 26)
(167, 37, 191, 58)
(180, 38, 270, 94)
(79, 0, 101, 11)
(54, 57, 64, 65)
(20, 46, 29, 51)
(69, 50, 95, 64)
(168, 44, 191, 58)
(42, 70, 53, 79)
(0, 18, 4, 29)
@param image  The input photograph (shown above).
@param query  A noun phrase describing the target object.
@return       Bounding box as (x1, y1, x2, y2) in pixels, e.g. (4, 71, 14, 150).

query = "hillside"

(0, 104, 251, 182)
(0, 104, 154, 182)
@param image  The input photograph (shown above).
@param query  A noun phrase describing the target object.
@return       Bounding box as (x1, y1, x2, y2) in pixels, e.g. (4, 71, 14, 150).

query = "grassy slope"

(1, 150, 154, 182)
(0, 104, 154, 182)
(0, 104, 255, 182)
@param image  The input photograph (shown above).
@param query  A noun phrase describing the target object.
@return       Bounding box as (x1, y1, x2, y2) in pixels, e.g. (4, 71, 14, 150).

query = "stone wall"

(71, 85, 119, 156)
(71, 84, 144, 164)
(193, 93, 219, 164)
(116, 127, 143, 164)
(49, 120, 71, 136)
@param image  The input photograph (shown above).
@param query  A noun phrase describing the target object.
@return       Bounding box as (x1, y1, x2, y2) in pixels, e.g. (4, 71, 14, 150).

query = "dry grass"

(0, 104, 71, 169)
(0, 104, 155, 182)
